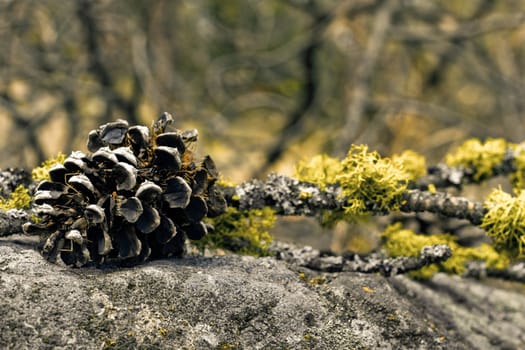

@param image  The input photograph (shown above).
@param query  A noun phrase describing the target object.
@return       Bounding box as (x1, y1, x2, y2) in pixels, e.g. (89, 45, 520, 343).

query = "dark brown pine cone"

(24, 112, 227, 267)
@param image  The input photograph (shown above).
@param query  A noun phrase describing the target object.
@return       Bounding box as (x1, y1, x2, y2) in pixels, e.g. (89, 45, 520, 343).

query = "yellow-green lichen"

(337, 145, 411, 217)
(510, 142, 525, 190)
(481, 187, 525, 258)
(295, 145, 415, 221)
(392, 149, 427, 181)
(215, 177, 237, 189)
(445, 138, 506, 181)
(382, 223, 509, 279)
(217, 343, 236, 350)
(295, 154, 342, 190)
(198, 207, 276, 256)
(0, 185, 32, 210)
(31, 152, 66, 181)
(295, 154, 347, 225)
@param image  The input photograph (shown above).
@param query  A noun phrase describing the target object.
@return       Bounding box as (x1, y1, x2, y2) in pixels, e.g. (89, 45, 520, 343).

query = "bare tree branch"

(338, 0, 399, 153)
(253, 5, 327, 177)
(391, 13, 525, 44)
(76, 0, 141, 126)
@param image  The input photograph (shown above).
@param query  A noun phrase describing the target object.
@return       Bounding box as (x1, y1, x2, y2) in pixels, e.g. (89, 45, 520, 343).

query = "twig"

(2, 170, 488, 233)
(464, 261, 525, 283)
(272, 241, 452, 276)
(413, 147, 516, 190)
(391, 12, 525, 44)
(0, 209, 29, 237)
(254, 5, 326, 177)
(226, 173, 486, 225)
(76, 0, 141, 126)
(400, 190, 486, 225)
(338, 0, 398, 152)
(225, 173, 341, 216)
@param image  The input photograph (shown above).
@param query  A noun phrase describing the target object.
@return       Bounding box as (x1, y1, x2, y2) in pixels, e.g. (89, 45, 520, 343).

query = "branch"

(272, 242, 452, 276)
(338, 0, 398, 152)
(225, 173, 341, 216)
(391, 12, 525, 44)
(254, 7, 327, 176)
(226, 173, 486, 225)
(0, 209, 29, 237)
(465, 261, 525, 283)
(413, 147, 516, 190)
(76, 0, 141, 126)
(400, 190, 486, 225)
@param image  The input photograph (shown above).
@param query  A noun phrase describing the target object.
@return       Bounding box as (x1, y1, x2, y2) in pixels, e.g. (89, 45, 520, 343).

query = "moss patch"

(199, 207, 276, 256)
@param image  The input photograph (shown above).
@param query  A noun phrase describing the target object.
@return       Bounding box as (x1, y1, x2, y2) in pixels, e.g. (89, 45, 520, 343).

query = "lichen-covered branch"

(413, 163, 478, 189)
(225, 174, 486, 225)
(0, 168, 32, 197)
(413, 156, 515, 189)
(0, 209, 30, 237)
(465, 261, 525, 283)
(272, 242, 452, 277)
(345, 245, 453, 276)
(400, 189, 486, 225)
(225, 173, 342, 216)
(414, 139, 523, 190)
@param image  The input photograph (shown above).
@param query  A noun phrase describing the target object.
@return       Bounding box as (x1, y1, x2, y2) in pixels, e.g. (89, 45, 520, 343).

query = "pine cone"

(24, 112, 227, 267)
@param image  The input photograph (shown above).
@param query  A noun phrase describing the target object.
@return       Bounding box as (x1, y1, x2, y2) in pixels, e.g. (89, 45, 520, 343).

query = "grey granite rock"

(0, 235, 524, 350)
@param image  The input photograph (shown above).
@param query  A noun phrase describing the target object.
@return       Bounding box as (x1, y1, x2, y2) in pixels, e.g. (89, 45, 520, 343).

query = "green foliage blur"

(3, 0, 525, 182)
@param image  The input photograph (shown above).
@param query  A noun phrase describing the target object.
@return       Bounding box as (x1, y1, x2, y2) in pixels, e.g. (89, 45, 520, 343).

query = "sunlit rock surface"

(0, 235, 524, 349)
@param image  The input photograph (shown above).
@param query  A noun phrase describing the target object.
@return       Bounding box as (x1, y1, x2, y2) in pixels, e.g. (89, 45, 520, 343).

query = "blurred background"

(2, 0, 525, 251)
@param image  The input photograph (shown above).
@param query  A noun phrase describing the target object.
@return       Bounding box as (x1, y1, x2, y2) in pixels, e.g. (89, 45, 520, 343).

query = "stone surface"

(1, 235, 524, 350)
